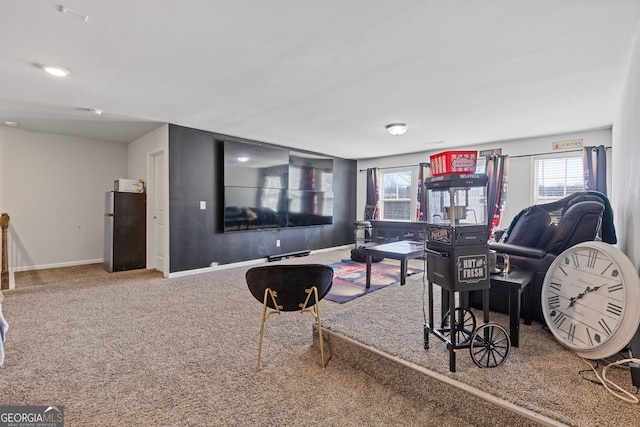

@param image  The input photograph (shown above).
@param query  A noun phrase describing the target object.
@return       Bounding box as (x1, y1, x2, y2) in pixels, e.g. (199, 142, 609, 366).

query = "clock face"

(542, 242, 640, 360)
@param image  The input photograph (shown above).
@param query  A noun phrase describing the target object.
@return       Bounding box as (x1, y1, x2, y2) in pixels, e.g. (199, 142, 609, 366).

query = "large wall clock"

(541, 241, 640, 360)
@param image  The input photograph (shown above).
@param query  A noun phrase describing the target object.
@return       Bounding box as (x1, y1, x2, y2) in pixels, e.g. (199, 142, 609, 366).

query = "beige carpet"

(1, 248, 637, 426)
(2, 250, 472, 427)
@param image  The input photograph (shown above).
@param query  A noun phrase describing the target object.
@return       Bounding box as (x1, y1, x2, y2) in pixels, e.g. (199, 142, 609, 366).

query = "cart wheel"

(469, 323, 511, 368)
(441, 308, 476, 345)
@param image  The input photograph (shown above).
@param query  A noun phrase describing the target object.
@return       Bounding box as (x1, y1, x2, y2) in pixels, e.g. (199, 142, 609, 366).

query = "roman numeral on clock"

(549, 282, 562, 292)
(553, 312, 567, 328)
(548, 295, 560, 309)
(608, 283, 623, 293)
(568, 323, 576, 342)
(601, 262, 613, 276)
(587, 250, 597, 269)
(599, 318, 612, 335)
(572, 253, 580, 268)
(606, 302, 622, 317)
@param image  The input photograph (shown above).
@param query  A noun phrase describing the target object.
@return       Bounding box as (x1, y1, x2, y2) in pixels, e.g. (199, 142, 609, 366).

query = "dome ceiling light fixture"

(385, 123, 409, 136)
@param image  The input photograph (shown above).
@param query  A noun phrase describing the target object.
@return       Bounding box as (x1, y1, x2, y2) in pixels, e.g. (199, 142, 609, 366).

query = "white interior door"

(151, 151, 167, 273)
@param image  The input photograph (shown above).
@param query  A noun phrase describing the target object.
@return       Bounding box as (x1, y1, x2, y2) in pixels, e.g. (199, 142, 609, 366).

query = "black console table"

(370, 220, 427, 243)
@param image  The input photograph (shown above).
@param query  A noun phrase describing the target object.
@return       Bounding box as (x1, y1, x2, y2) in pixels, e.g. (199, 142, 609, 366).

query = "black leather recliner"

(487, 191, 615, 323)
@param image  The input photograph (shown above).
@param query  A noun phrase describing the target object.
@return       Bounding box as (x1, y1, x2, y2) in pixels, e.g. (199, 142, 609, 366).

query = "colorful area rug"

(325, 259, 422, 303)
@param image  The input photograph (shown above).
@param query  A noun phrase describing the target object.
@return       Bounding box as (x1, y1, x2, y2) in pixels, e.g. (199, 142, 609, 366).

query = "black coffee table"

(364, 241, 424, 288)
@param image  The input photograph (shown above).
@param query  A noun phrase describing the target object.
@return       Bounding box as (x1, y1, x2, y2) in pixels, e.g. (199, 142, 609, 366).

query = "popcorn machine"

(423, 173, 510, 371)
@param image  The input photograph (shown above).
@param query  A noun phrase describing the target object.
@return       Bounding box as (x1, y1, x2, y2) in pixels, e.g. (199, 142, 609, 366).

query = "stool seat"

(353, 221, 373, 248)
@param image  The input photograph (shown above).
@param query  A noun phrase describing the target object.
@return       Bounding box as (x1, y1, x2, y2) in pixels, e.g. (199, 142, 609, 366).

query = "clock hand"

(567, 285, 603, 308)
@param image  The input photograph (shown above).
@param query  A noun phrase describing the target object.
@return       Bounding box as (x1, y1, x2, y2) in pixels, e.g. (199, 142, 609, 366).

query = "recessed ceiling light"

(89, 108, 103, 116)
(4, 121, 19, 127)
(237, 156, 250, 162)
(41, 65, 70, 77)
(58, 5, 90, 22)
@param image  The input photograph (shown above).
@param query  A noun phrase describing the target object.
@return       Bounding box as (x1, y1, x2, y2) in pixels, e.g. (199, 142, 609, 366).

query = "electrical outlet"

(200, 201, 206, 210)
(276, 240, 281, 247)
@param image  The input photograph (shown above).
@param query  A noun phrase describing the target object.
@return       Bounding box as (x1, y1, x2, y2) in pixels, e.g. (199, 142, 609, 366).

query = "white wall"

(0, 127, 128, 273)
(127, 124, 168, 180)
(127, 124, 169, 272)
(612, 21, 640, 266)
(356, 128, 612, 229)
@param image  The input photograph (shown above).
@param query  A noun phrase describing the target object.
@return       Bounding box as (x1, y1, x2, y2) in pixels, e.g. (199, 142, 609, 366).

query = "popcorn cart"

(423, 173, 510, 371)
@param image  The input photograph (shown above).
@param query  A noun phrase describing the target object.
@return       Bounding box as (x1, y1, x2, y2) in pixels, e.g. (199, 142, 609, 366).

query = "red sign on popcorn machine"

(430, 150, 478, 176)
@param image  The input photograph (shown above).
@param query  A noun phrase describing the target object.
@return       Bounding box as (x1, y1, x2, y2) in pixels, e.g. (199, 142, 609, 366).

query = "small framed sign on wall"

(552, 138, 583, 150)
(479, 148, 502, 157)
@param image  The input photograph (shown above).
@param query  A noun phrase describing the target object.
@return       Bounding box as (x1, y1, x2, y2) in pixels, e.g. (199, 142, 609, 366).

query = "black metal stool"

(353, 220, 372, 248)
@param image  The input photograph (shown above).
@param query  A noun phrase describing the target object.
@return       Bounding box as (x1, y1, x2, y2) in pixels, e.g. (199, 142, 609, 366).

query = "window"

(379, 168, 416, 220)
(534, 155, 584, 205)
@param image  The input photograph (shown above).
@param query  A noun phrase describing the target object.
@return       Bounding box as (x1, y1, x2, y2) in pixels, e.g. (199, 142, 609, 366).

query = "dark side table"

(489, 269, 534, 348)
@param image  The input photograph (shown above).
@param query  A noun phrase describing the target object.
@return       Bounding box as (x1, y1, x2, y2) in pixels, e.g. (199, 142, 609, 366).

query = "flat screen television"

(224, 140, 289, 189)
(223, 187, 287, 232)
(287, 190, 334, 226)
(223, 141, 334, 232)
(289, 151, 334, 191)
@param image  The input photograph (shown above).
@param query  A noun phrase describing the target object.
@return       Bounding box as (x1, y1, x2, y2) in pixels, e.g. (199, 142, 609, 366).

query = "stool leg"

(256, 294, 269, 372)
(313, 288, 326, 369)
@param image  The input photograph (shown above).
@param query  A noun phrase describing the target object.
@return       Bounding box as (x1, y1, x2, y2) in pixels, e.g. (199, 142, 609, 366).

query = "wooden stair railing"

(1, 212, 9, 290)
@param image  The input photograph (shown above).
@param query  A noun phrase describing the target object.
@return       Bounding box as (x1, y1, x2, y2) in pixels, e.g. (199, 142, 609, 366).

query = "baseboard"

(167, 245, 352, 279)
(11, 259, 103, 273)
(167, 258, 267, 279)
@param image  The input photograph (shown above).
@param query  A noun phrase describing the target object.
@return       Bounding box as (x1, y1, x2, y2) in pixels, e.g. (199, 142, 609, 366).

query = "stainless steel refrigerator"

(103, 191, 146, 272)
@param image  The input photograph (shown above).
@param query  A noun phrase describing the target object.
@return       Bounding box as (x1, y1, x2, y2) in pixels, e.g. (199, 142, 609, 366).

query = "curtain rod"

(509, 146, 611, 159)
(359, 146, 612, 169)
(359, 163, 428, 172)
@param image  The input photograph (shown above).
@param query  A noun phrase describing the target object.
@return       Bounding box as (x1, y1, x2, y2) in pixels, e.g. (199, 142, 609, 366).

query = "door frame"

(148, 148, 169, 276)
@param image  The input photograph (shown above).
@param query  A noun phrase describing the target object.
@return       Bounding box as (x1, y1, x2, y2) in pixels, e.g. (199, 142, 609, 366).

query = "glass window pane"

(535, 155, 584, 204)
(383, 201, 411, 220)
(380, 169, 413, 221)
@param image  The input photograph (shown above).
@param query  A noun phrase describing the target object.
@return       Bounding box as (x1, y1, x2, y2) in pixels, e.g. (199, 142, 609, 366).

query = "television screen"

(223, 187, 287, 232)
(289, 151, 333, 191)
(287, 190, 334, 226)
(222, 141, 334, 232)
(224, 140, 289, 189)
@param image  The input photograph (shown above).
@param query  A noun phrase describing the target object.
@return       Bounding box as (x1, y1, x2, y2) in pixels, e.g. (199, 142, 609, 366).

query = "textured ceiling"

(1, 1, 639, 159)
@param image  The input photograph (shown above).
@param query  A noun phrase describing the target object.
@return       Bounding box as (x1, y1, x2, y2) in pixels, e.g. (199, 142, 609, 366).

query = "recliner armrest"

(489, 242, 547, 259)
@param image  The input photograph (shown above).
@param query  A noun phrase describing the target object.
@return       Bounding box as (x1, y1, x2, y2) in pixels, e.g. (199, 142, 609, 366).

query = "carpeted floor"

(1, 247, 638, 426)
(1, 249, 474, 427)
